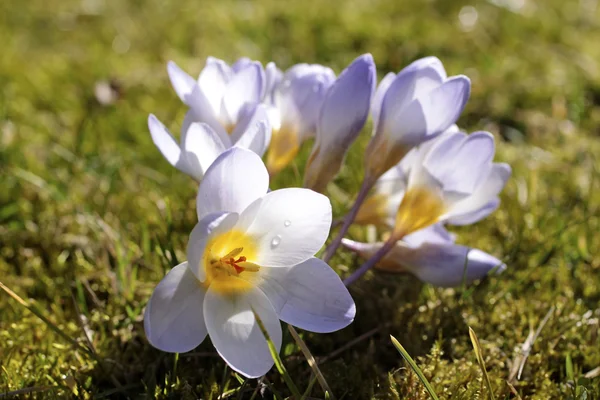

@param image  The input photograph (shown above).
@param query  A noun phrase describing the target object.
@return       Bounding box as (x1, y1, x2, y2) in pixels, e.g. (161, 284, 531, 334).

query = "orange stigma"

(225, 256, 247, 274)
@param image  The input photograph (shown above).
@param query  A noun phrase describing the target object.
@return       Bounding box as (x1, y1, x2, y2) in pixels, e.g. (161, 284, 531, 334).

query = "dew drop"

(271, 235, 282, 248)
(284, 220, 291, 227)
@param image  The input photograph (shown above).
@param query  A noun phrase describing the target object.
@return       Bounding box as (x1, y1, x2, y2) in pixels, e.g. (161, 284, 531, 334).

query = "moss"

(1, 0, 599, 398)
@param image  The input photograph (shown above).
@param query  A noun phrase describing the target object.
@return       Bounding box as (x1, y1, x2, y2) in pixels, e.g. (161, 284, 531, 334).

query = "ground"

(1, 0, 599, 398)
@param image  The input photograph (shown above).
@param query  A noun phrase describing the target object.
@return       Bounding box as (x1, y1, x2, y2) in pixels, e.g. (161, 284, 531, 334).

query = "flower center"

(203, 230, 260, 295)
(393, 186, 445, 238)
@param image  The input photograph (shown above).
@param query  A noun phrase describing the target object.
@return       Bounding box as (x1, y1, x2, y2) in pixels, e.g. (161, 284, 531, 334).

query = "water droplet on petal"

(270, 235, 281, 248)
(284, 220, 291, 227)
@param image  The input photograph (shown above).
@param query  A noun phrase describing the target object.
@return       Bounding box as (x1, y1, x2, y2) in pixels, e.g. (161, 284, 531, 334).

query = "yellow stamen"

(203, 230, 261, 295)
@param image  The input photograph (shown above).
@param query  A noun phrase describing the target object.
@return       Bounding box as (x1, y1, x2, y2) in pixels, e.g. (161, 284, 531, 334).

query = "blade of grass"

(468, 327, 496, 400)
(390, 335, 440, 400)
(0, 280, 94, 358)
(288, 325, 334, 399)
(253, 310, 302, 399)
(301, 374, 319, 400)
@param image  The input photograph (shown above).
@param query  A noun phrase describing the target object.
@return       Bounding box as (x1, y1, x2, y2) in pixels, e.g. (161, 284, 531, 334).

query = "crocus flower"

(364, 57, 471, 182)
(147, 107, 270, 181)
(303, 54, 376, 193)
(167, 57, 268, 138)
(342, 224, 506, 287)
(144, 148, 355, 378)
(266, 64, 336, 176)
(356, 128, 511, 237)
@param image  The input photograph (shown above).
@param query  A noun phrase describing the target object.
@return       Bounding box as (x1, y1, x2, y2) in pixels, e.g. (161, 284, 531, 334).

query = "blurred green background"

(1, 0, 599, 398)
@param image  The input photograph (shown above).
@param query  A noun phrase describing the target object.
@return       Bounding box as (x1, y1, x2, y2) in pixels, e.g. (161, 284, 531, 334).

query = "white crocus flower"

(356, 128, 511, 237)
(147, 108, 270, 181)
(167, 57, 270, 142)
(364, 57, 471, 182)
(342, 224, 506, 287)
(266, 63, 336, 176)
(144, 148, 355, 378)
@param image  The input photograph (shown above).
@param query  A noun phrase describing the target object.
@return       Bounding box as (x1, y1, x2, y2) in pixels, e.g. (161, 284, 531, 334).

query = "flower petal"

(196, 147, 269, 220)
(232, 57, 252, 72)
(144, 262, 207, 353)
(316, 54, 375, 153)
(237, 188, 332, 267)
(376, 62, 446, 143)
(410, 75, 471, 138)
(422, 131, 495, 195)
(198, 57, 233, 115)
(204, 286, 282, 378)
(230, 104, 272, 154)
(402, 243, 506, 287)
(264, 62, 283, 103)
(147, 114, 194, 177)
(399, 56, 447, 81)
(402, 224, 456, 247)
(181, 123, 230, 181)
(187, 212, 239, 281)
(222, 62, 265, 123)
(186, 87, 229, 138)
(305, 54, 375, 191)
(371, 72, 396, 129)
(342, 239, 506, 287)
(167, 61, 197, 105)
(258, 258, 355, 333)
(444, 163, 511, 225)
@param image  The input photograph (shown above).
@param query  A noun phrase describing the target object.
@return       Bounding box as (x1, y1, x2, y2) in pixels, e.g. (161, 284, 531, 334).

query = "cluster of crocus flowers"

(144, 53, 510, 378)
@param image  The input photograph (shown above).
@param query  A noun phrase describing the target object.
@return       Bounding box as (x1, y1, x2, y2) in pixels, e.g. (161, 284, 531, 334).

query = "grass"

(1, 0, 600, 398)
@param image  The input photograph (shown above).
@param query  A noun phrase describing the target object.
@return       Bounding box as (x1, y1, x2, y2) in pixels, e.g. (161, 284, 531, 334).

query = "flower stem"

(323, 176, 376, 263)
(343, 235, 398, 286)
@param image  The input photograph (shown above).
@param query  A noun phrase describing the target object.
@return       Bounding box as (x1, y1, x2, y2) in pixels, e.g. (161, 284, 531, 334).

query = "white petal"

(187, 212, 239, 281)
(414, 75, 471, 138)
(167, 61, 197, 105)
(186, 87, 229, 138)
(230, 104, 272, 153)
(181, 123, 230, 181)
(204, 287, 281, 378)
(144, 262, 208, 353)
(147, 114, 194, 177)
(264, 62, 283, 103)
(422, 131, 495, 195)
(402, 224, 456, 247)
(237, 188, 332, 267)
(377, 63, 446, 146)
(371, 72, 396, 129)
(258, 258, 355, 333)
(342, 239, 505, 287)
(402, 243, 506, 287)
(235, 121, 269, 157)
(196, 148, 269, 220)
(198, 57, 233, 114)
(444, 163, 511, 225)
(400, 56, 447, 80)
(316, 54, 375, 152)
(222, 62, 265, 123)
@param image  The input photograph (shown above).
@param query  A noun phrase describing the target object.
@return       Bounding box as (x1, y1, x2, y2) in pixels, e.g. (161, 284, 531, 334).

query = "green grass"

(1, 0, 600, 398)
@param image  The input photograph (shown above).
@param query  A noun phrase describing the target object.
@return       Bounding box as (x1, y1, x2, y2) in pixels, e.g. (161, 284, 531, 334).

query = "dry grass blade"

(508, 306, 554, 382)
(469, 327, 496, 400)
(0, 280, 94, 358)
(287, 325, 334, 399)
(506, 381, 523, 400)
(390, 335, 440, 400)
